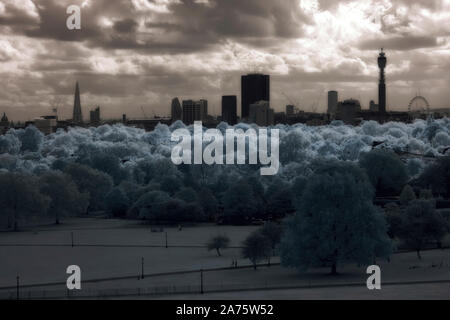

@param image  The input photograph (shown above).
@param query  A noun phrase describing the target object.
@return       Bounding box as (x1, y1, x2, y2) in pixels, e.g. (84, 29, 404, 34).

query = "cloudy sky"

(0, 0, 449, 121)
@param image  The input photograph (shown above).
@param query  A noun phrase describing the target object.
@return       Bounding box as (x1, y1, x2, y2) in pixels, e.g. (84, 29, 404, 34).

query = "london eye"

(408, 95, 431, 119)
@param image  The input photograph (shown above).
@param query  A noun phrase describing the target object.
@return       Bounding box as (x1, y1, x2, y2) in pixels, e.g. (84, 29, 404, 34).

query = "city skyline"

(1, 0, 449, 121)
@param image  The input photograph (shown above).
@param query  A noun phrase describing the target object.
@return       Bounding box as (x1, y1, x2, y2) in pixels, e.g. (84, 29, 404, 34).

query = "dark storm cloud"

(1, 0, 310, 53)
(0, 4, 37, 27)
(167, 0, 309, 39)
(113, 18, 139, 33)
(91, 0, 311, 53)
(16, 0, 101, 41)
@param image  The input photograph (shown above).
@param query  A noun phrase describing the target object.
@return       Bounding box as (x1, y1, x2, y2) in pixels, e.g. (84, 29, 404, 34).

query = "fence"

(0, 284, 202, 300)
(3, 278, 450, 300)
(0, 281, 351, 300)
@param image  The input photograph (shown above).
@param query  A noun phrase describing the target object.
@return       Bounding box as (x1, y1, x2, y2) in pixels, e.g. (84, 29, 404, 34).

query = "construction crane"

(50, 96, 64, 118)
(152, 109, 161, 119)
(282, 92, 301, 113)
(310, 91, 324, 113)
(140, 106, 148, 119)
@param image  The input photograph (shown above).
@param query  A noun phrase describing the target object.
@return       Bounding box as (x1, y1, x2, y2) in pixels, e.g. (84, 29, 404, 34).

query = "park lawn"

(0, 217, 450, 299)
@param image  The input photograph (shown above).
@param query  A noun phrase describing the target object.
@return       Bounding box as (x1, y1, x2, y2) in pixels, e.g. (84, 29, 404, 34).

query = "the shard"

(73, 81, 83, 124)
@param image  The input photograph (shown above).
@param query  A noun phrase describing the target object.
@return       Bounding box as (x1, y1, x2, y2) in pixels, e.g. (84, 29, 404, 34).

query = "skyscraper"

(199, 99, 208, 120)
(171, 98, 182, 121)
(327, 91, 338, 115)
(182, 99, 208, 125)
(90, 106, 100, 124)
(378, 49, 387, 113)
(72, 81, 83, 124)
(221, 95, 237, 125)
(241, 74, 270, 119)
(249, 100, 274, 127)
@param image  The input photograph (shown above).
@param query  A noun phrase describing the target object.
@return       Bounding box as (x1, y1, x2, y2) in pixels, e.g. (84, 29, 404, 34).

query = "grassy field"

(156, 282, 450, 300)
(1, 217, 450, 299)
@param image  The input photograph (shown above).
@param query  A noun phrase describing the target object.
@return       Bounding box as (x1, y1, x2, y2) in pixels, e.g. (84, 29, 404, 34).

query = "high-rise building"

(182, 99, 208, 125)
(72, 81, 83, 124)
(378, 49, 387, 113)
(369, 100, 379, 112)
(327, 91, 338, 115)
(182, 100, 198, 125)
(221, 95, 237, 125)
(90, 106, 100, 124)
(241, 74, 270, 119)
(335, 99, 361, 125)
(199, 99, 208, 120)
(171, 98, 182, 121)
(249, 100, 274, 127)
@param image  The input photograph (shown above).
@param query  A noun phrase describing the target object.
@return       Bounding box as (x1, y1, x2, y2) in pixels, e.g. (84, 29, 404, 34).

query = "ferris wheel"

(408, 95, 431, 119)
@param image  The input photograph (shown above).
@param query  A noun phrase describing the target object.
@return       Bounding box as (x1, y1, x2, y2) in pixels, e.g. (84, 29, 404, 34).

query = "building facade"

(221, 95, 237, 125)
(249, 100, 274, 127)
(34, 116, 58, 135)
(327, 91, 338, 116)
(182, 99, 208, 125)
(171, 98, 183, 121)
(90, 106, 101, 124)
(241, 74, 270, 119)
(336, 99, 362, 125)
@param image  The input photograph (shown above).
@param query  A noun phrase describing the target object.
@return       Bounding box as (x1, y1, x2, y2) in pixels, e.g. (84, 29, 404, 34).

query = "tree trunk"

(268, 257, 271, 267)
(13, 221, 18, 232)
(417, 250, 422, 260)
(330, 263, 337, 275)
(253, 262, 257, 270)
(216, 248, 221, 257)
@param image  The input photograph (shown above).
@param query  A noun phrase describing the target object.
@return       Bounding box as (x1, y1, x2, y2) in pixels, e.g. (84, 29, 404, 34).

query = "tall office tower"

(182, 99, 208, 125)
(249, 100, 274, 127)
(72, 81, 83, 124)
(182, 100, 198, 125)
(378, 49, 387, 113)
(327, 91, 338, 115)
(171, 98, 182, 121)
(90, 106, 101, 124)
(221, 95, 237, 125)
(198, 99, 208, 120)
(241, 74, 270, 119)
